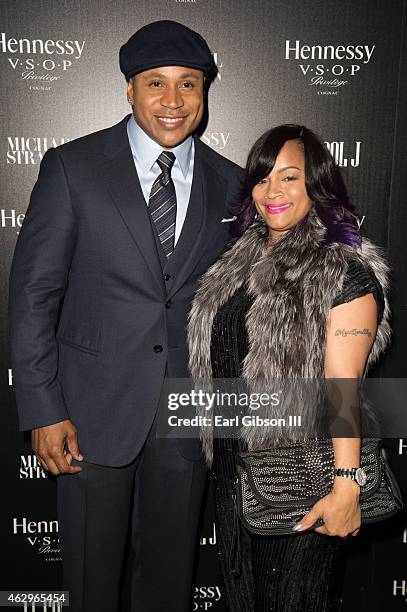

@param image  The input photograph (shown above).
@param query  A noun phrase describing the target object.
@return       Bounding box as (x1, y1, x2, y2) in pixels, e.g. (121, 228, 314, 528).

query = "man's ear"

(127, 78, 134, 105)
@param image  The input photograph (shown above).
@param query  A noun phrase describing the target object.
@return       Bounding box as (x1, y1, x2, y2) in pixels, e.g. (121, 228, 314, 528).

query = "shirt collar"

(127, 114, 193, 178)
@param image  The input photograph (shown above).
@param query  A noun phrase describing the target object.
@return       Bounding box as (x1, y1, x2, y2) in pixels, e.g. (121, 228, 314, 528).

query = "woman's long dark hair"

(231, 124, 361, 248)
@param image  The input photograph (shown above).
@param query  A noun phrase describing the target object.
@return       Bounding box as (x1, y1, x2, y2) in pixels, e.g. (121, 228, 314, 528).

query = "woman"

(188, 125, 390, 611)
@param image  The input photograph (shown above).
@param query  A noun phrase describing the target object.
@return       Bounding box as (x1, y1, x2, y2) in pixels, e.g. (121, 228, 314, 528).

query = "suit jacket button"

(153, 345, 163, 353)
(164, 274, 171, 281)
(165, 300, 172, 308)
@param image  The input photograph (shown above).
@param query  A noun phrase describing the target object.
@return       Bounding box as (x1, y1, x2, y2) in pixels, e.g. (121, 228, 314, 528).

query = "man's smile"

(155, 115, 188, 128)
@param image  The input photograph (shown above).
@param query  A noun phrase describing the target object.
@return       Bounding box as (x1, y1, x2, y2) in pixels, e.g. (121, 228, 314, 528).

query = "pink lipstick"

(265, 203, 292, 215)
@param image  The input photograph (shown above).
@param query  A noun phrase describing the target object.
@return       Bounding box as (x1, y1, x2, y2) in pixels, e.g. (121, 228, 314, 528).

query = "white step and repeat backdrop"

(1, 1, 406, 610)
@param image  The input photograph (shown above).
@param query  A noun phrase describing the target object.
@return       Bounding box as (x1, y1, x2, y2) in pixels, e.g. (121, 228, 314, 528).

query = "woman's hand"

(294, 477, 361, 537)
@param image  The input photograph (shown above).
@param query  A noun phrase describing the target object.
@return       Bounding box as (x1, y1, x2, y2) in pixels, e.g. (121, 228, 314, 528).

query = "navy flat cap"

(119, 20, 216, 80)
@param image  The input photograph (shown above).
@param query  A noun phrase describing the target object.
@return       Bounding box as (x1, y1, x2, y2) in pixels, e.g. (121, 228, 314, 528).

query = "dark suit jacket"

(9, 115, 242, 466)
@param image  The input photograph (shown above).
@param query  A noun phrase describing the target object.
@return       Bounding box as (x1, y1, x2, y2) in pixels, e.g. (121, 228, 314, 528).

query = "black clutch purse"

(235, 438, 403, 537)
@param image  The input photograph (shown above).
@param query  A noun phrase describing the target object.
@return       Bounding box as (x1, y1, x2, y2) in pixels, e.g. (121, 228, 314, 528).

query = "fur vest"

(187, 210, 391, 464)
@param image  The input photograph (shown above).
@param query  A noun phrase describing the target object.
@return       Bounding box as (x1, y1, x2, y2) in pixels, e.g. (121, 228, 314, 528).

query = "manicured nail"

(292, 523, 302, 531)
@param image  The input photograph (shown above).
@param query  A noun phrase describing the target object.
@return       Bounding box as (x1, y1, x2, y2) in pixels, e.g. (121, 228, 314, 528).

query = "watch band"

(335, 467, 367, 486)
(335, 468, 357, 478)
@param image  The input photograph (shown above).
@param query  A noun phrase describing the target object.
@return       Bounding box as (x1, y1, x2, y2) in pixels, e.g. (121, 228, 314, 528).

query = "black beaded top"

(210, 259, 384, 379)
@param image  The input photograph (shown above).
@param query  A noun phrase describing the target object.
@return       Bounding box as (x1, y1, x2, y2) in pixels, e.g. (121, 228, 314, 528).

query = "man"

(9, 20, 241, 612)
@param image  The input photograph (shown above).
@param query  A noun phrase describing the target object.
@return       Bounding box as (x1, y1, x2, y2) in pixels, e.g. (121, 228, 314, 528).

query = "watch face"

(355, 467, 367, 486)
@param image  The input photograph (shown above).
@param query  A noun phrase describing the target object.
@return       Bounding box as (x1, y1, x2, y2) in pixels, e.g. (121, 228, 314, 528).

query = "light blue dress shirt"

(126, 115, 194, 245)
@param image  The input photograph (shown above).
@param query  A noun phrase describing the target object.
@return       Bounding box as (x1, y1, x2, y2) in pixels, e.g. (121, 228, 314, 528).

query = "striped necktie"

(148, 151, 177, 258)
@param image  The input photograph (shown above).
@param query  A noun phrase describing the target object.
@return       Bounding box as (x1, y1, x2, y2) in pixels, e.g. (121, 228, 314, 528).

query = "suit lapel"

(167, 140, 227, 298)
(99, 120, 227, 299)
(99, 116, 165, 295)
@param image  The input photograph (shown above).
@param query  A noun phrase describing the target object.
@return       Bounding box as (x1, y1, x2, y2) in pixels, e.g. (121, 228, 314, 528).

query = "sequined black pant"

(212, 439, 346, 612)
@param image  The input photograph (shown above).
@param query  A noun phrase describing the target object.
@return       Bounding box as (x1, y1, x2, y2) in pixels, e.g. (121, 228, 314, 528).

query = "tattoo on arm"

(334, 328, 372, 339)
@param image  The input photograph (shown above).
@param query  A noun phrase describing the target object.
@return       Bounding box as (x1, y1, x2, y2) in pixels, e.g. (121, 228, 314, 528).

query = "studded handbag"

(234, 438, 403, 537)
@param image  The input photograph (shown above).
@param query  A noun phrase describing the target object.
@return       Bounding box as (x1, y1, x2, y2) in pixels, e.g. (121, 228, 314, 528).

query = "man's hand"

(32, 419, 83, 475)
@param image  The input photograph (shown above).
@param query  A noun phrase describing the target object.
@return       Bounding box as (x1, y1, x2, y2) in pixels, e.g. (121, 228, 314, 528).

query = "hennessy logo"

(285, 40, 375, 63)
(1, 209, 25, 231)
(12, 516, 61, 563)
(0, 33, 85, 59)
(13, 517, 58, 534)
(285, 40, 375, 94)
(193, 586, 222, 606)
(201, 132, 230, 150)
(393, 580, 407, 596)
(1, 32, 85, 90)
